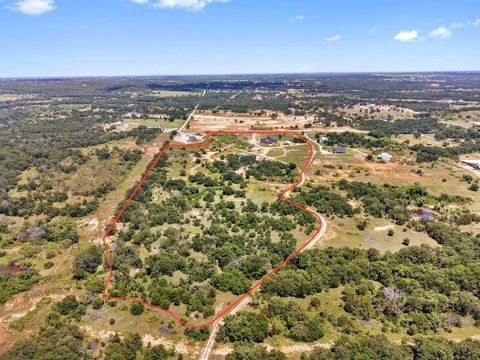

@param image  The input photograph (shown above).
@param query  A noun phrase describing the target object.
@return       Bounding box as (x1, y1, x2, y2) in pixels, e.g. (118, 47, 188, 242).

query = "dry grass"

(322, 217, 438, 253)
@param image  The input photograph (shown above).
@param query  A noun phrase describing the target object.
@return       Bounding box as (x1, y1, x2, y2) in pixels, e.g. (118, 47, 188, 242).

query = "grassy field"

(437, 109, 480, 123)
(308, 150, 479, 201)
(322, 216, 439, 253)
(393, 133, 447, 147)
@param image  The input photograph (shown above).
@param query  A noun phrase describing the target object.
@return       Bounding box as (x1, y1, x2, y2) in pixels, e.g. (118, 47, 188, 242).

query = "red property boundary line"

(101, 130, 322, 329)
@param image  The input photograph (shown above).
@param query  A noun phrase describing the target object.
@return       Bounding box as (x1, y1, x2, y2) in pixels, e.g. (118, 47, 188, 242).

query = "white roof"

(463, 159, 480, 165)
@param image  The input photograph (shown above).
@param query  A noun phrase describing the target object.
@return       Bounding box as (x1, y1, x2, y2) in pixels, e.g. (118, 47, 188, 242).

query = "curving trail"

(101, 130, 326, 330)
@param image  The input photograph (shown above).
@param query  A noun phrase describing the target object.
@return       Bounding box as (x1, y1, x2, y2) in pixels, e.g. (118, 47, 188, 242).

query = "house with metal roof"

(332, 146, 346, 154)
(260, 136, 277, 145)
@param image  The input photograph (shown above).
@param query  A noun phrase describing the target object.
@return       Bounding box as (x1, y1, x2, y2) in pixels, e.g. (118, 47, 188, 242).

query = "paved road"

(214, 90, 242, 111)
(178, 103, 199, 133)
(178, 90, 206, 133)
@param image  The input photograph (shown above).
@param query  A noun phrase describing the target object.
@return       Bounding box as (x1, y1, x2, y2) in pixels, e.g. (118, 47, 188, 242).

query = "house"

(462, 159, 480, 170)
(410, 208, 439, 221)
(252, 146, 262, 152)
(188, 135, 198, 142)
(260, 136, 277, 145)
(283, 140, 294, 146)
(332, 146, 346, 154)
(124, 112, 142, 119)
(378, 152, 393, 162)
(319, 136, 329, 143)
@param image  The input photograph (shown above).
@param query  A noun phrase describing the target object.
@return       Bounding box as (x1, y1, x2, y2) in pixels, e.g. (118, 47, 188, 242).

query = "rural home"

(332, 146, 346, 154)
(410, 208, 439, 221)
(378, 152, 393, 162)
(260, 136, 278, 145)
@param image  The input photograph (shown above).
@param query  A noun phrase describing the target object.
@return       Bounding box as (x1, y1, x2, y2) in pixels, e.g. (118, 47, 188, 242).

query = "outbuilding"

(462, 159, 480, 170)
(378, 152, 393, 162)
(332, 146, 346, 154)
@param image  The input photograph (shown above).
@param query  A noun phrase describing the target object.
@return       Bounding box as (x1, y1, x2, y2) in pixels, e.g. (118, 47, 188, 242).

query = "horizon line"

(1, 69, 480, 81)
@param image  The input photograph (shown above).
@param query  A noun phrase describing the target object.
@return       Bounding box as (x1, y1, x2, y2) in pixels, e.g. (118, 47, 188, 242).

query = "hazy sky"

(1, 0, 479, 77)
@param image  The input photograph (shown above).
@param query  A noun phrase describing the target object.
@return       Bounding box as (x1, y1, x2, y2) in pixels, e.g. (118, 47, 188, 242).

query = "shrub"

(130, 302, 145, 316)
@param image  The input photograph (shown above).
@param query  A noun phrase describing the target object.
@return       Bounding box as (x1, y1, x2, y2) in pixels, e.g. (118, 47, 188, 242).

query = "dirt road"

(199, 296, 251, 360)
(304, 133, 332, 155)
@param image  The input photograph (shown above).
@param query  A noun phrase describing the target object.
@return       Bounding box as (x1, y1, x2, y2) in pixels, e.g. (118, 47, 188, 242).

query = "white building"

(378, 152, 393, 162)
(463, 159, 480, 170)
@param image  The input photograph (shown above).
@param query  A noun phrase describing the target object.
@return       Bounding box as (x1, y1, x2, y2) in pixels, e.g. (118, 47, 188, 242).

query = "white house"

(378, 152, 393, 162)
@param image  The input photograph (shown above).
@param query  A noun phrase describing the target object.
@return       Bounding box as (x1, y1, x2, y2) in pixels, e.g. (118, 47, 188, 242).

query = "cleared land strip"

(101, 129, 326, 329)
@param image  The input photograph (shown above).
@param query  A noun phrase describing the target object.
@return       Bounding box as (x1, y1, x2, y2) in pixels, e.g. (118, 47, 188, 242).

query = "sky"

(0, 0, 479, 77)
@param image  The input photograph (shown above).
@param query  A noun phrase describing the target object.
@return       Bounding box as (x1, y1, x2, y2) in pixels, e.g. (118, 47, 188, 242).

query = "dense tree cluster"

(226, 344, 287, 360)
(302, 335, 480, 360)
(356, 118, 440, 137)
(264, 298, 325, 342)
(262, 243, 480, 336)
(338, 180, 429, 224)
(412, 142, 480, 163)
(0, 269, 39, 305)
(73, 245, 103, 280)
(104, 333, 174, 360)
(296, 185, 355, 217)
(218, 312, 270, 343)
(318, 132, 391, 149)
